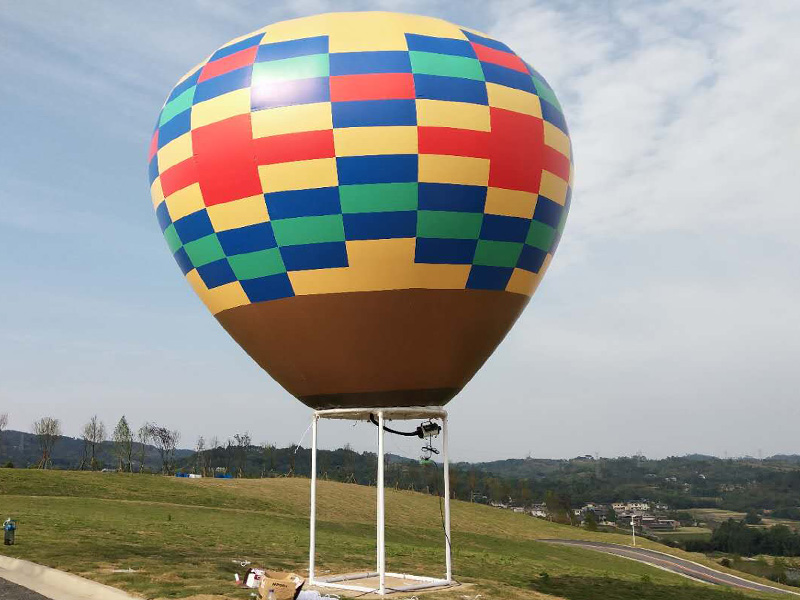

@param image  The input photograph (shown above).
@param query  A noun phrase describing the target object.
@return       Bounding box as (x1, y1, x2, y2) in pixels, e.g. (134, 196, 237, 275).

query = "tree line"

(0, 413, 180, 474)
(685, 518, 800, 557)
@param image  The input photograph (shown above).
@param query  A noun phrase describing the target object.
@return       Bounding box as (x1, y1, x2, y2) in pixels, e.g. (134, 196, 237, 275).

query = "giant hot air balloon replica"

(149, 12, 572, 594)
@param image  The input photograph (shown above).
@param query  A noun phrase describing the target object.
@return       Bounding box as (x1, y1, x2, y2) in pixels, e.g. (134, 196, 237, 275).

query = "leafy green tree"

(745, 509, 762, 525)
(112, 416, 133, 471)
(584, 510, 598, 531)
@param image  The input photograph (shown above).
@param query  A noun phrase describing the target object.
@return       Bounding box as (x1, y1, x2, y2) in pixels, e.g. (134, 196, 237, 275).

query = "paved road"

(0, 577, 50, 600)
(543, 539, 799, 596)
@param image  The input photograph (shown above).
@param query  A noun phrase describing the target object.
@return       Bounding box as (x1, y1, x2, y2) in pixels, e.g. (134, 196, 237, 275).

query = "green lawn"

(0, 470, 790, 600)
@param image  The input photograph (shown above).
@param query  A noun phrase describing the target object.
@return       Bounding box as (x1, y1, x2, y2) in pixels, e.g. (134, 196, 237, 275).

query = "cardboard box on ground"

(258, 571, 305, 600)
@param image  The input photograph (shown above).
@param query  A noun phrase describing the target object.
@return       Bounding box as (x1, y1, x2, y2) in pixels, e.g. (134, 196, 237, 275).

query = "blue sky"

(1, 1, 798, 461)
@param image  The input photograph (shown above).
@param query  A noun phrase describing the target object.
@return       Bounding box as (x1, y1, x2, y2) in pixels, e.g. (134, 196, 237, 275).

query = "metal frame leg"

(377, 410, 386, 594)
(309, 415, 318, 583)
(443, 414, 452, 582)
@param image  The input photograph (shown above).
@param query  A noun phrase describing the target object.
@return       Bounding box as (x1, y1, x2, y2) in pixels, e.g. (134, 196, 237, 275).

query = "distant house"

(642, 518, 679, 532)
(613, 501, 650, 513)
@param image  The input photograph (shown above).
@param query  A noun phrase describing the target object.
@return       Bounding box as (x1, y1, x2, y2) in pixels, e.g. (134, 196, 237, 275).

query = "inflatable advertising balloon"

(148, 12, 573, 409)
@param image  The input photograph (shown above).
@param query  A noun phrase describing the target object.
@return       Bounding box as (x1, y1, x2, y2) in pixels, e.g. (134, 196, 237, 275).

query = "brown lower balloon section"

(215, 288, 529, 410)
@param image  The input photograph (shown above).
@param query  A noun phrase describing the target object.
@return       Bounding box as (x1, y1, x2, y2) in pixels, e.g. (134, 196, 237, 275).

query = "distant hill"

(3, 427, 799, 518)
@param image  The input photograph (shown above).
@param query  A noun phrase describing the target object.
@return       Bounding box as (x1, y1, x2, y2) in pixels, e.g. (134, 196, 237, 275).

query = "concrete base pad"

(310, 573, 465, 598)
(0, 555, 139, 600)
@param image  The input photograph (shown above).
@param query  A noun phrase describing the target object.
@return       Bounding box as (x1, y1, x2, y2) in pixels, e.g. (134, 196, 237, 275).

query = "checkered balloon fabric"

(149, 12, 572, 316)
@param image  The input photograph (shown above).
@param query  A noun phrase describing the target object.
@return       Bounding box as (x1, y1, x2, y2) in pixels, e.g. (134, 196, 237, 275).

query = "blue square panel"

(405, 34, 475, 57)
(218, 222, 277, 255)
(194, 67, 253, 103)
(466, 265, 514, 290)
(241, 273, 294, 302)
(329, 51, 412, 75)
(210, 33, 264, 62)
(413, 74, 488, 105)
(332, 99, 417, 128)
(337, 155, 418, 185)
(256, 36, 328, 62)
(532, 196, 563, 229)
(173, 247, 193, 275)
(343, 211, 417, 240)
(418, 183, 486, 213)
(197, 258, 237, 288)
(415, 237, 477, 264)
(280, 241, 348, 271)
(480, 214, 530, 242)
(265, 187, 341, 220)
(173, 210, 214, 244)
(157, 109, 191, 149)
(518, 244, 547, 273)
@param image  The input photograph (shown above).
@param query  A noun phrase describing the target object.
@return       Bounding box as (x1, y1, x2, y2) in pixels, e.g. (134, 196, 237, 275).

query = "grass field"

(0, 470, 792, 600)
(690, 509, 800, 531)
(655, 527, 713, 543)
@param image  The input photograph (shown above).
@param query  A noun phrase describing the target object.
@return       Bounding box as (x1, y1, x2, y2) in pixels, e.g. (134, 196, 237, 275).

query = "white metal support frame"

(308, 406, 453, 596)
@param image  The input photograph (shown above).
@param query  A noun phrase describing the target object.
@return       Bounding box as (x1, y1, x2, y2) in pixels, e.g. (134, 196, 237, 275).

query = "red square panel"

(192, 114, 262, 206)
(472, 43, 528, 74)
(330, 73, 415, 102)
(198, 46, 258, 83)
(252, 130, 335, 165)
(488, 107, 544, 193)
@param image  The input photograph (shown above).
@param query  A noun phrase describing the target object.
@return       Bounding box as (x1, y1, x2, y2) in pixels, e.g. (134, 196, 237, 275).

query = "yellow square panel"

(262, 12, 465, 51)
(150, 178, 164, 210)
(165, 183, 205, 221)
(222, 28, 267, 47)
(485, 187, 538, 219)
(486, 83, 542, 117)
(544, 122, 571, 159)
(419, 155, 490, 186)
(539, 170, 569, 205)
(186, 270, 249, 315)
(157, 133, 193, 173)
(252, 102, 333, 138)
(288, 238, 471, 294)
(334, 126, 418, 156)
(191, 88, 251, 130)
(259, 158, 338, 193)
(416, 100, 491, 131)
(506, 268, 543, 297)
(206, 195, 270, 231)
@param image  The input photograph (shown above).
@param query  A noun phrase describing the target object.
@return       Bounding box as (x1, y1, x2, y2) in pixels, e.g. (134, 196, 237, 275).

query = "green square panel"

(409, 51, 484, 81)
(533, 77, 562, 112)
(228, 248, 285, 280)
(163, 224, 182, 254)
(272, 214, 345, 246)
(252, 54, 329, 83)
(525, 220, 556, 251)
(159, 87, 195, 126)
(183, 234, 225, 267)
(340, 183, 418, 213)
(473, 240, 523, 268)
(417, 211, 483, 239)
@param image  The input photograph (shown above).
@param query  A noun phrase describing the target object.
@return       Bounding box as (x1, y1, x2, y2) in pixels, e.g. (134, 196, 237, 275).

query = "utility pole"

(631, 514, 637, 547)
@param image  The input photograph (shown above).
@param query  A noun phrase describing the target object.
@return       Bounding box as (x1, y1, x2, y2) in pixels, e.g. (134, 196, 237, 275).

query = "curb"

(541, 539, 800, 596)
(0, 555, 141, 600)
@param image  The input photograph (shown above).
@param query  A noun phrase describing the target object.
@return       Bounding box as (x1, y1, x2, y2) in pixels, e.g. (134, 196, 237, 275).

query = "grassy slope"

(0, 470, 790, 600)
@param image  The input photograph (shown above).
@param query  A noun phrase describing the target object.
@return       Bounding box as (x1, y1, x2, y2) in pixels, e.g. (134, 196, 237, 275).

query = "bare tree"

(79, 415, 106, 471)
(112, 416, 133, 472)
(150, 425, 180, 474)
(195, 436, 206, 476)
(261, 442, 276, 477)
(233, 432, 251, 477)
(136, 423, 151, 473)
(32, 417, 61, 469)
(0, 413, 8, 463)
